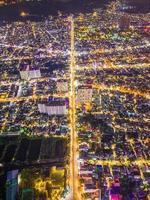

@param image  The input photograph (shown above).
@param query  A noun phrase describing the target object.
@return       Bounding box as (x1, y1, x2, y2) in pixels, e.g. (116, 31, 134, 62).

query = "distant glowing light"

(18, 174, 21, 185)
(20, 11, 28, 17)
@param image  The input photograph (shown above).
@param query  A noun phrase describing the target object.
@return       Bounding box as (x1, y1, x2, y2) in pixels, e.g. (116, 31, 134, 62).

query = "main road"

(69, 15, 82, 200)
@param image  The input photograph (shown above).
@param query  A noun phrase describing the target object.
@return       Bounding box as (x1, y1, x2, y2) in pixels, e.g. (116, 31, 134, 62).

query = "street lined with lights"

(0, 0, 149, 199)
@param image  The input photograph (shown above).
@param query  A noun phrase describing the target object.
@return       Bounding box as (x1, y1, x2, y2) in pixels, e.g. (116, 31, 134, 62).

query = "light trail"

(76, 62, 150, 71)
(69, 15, 81, 200)
(31, 23, 36, 39)
(92, 84, 150, 100)
(0, 43, 68, 56)
(0, 53, 69, 62)
(76, 44, 150, 56)
(87, 159, 150, 167)
(0, 93, 68, 103)
(0, 76, 69, 87)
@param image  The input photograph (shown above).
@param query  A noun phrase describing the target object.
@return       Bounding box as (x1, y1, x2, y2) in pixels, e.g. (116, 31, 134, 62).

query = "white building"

(20, 65, 41, 80)
(38, 100, 67, 116)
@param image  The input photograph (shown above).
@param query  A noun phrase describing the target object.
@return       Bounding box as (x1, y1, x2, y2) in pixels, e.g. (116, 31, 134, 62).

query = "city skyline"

(0, 0, 150, 200)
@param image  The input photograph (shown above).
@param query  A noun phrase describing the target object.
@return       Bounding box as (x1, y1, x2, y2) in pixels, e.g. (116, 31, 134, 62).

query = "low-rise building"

(76, 85, 93, 104)
(20, 65, 41, 80)
(38, 99, 67, 116)
(57, 80, 68, 93)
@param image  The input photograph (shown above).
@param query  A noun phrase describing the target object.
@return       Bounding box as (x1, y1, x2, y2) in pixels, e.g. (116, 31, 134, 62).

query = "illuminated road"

(0, 76, 69, 87)
(69, 15, 81, 200)
(0, 43, 69, 61)
(77, 62, 150, 70)
(93, 84, 150, 100)
(0, 93, 68, 103)
(31, 22, 36, 39)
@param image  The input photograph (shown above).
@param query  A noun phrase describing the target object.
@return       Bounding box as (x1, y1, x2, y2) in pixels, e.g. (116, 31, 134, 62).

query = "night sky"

(0, 0, 110, 19)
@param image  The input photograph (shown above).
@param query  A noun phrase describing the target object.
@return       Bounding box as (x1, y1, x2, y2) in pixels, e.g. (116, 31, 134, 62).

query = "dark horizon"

(0, 0, 111, 20)
(0, 0, 149, 21)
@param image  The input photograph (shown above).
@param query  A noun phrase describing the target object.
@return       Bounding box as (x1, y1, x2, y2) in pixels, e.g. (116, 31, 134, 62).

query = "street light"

(20, 11, 28, 17)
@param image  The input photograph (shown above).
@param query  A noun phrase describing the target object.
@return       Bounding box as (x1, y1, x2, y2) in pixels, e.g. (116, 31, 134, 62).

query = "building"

(20, 65, 41, 80)
(6, 170, 18, 200)
(76, 85, 93, 104)
(56, 80, 68, 93)
(119, 15, 130, 31)
(38, 99, 67, 116)
(21, 189, 34, 200)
